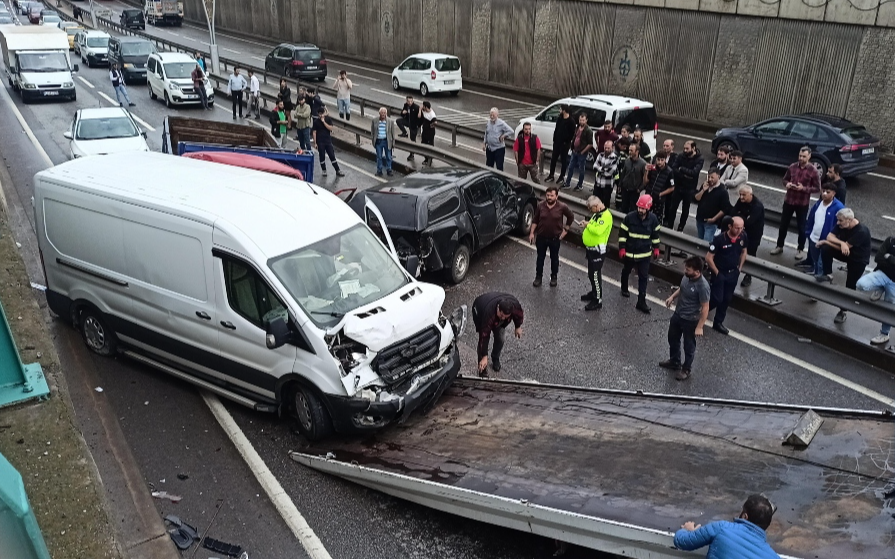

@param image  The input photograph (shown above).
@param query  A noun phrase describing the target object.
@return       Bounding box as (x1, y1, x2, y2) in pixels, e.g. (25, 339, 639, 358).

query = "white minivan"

(391, 53, 462, 97)
(147, 51, 214, 107)
(34, 152, 465, 440)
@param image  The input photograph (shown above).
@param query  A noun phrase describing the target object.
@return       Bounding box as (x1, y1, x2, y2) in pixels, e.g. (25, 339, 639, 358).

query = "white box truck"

(33, 152, 466, 441)
(0, 26, 77, 102)
(144, 0, 183, 26)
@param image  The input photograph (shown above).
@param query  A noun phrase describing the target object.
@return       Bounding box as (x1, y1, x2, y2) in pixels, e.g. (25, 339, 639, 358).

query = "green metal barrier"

(0, 301, 49, 409)
(0, 452, 51, 559)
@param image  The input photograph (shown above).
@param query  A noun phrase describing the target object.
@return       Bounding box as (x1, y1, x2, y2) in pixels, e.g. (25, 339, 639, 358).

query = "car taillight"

(431, 70, 436, 80)
(292, 60, 304, 66)
(839, 143, 871, 153)
(654, 122, 659, 135)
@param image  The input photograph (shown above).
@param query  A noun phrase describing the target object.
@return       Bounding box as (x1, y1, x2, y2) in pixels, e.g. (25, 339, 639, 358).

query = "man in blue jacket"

(797, 183, 844, 279)
(674, 494, 780, 559)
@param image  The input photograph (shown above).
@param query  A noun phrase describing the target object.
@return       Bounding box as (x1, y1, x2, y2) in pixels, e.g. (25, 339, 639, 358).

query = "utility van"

(34, 152, 465, 440)
(0, 25, 77, 102)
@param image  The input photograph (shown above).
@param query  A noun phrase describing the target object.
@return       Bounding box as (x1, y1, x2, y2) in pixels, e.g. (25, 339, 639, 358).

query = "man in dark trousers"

(646, 152, 675, 225)
(472, 292, 524, 377)
(397, 95, 420, 162)
(734, 186, 765, 287)
(816, 208, 872, 324)
(308, 87, 324, 120)
(770, 147, 821, 259)
(619, 194, 661, 313)
(667, 140, 704, 231)
(529, 186, 574, 287)
(660, 256, 710, 381)
(545, 105, 576, 183)
(705, 217, 748, 335)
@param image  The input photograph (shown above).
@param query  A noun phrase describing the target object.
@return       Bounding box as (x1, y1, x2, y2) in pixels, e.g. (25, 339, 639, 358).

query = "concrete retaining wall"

(185, 0, 895, 148)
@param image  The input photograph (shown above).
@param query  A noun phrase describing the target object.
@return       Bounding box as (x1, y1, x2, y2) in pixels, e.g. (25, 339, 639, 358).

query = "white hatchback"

(391, 53, 462, 97)
(63, 107, 150, 159)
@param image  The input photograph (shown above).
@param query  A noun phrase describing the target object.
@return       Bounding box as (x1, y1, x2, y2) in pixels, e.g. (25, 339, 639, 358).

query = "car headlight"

(448, 305, 468, 337)
(23, 83, 36, 89)
(123, 63, 133, 69)
(62, 82, 73, 88)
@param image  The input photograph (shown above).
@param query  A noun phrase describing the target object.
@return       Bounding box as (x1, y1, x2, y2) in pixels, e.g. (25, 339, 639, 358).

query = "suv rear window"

(294, 49, 322, 62)
(840, 126, 873, 141)
(123, 9, 141, 16)
(435, 58, 460, 72)
(616, 107, 657, 134)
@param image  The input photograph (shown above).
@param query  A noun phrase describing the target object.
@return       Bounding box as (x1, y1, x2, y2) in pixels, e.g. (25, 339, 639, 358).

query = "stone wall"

(185, 0, 895, 148)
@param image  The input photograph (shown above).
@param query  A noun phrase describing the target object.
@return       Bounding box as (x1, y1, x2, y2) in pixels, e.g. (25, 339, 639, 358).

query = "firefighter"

(619, 194, 661, 313)
(579, 195, 613, 311)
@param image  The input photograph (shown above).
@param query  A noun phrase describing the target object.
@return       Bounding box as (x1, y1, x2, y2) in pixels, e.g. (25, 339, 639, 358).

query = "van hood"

(334, 283, 446, 351)
(21, 71, 72, 86)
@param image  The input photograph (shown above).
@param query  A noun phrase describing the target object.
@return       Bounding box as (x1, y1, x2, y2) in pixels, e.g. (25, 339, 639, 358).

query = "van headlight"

(448, 305, 467, 337)
(168, 82, 180, 91)
(23, 83, 37, 89)
(123, 63, 133, 69)
(62, 81, 73, 88)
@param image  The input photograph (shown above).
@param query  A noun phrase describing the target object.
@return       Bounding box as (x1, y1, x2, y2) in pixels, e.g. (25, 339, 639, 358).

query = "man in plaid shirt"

(593, 140, 618, 210)
(770, 147, 821, 259)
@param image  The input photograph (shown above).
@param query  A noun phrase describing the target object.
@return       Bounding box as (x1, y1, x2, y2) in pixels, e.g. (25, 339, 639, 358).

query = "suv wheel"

(419, 82, 428, 96)
(78, 308, 118, 357)
(293, 386, 333, 441)
(447, 243, 471, 284)
(719, 140, 737, 153)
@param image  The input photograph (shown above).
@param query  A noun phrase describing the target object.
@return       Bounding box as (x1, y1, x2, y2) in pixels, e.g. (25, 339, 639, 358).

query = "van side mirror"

(63, 130, 72, 139)
(72, 63, 79, 72)
(403, 254, 420, 277)
(141, 131, 147, 139)
(265, 315, 293, 349)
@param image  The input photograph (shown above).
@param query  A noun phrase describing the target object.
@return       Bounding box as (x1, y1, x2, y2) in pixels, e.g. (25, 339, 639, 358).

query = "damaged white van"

(33, 152, 466, 440)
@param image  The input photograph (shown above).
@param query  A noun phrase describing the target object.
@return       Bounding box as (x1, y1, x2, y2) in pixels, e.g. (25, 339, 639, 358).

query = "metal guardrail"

(47, 0, 895, 330)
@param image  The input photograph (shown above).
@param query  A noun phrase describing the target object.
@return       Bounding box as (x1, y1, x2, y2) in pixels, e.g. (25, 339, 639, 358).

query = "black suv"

(264, 43, 327, 81)
(119, 8, 145, 30)
(712, 113, 879, 177)
(108, 37, 156, 83)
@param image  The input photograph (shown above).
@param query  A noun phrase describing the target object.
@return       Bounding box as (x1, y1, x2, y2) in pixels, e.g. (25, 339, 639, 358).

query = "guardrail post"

(360, 99, 365, 118)
(452, 125, 457, 147)
(754, 282, 782, 306)
(656, 244, 675, 268)
(355, 133, 361, 147)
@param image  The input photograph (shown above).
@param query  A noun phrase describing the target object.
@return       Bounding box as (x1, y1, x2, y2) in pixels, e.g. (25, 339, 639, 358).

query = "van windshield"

(121, 42, 154, 56)
(86, 36, 109, 48)
(269, 224, 409, 328)
(163, 62, 194, 78)
(18, 52, 69, 72)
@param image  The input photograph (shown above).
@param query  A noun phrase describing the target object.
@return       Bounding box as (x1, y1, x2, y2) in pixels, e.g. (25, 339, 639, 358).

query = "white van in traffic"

(34, 152, 465, 440)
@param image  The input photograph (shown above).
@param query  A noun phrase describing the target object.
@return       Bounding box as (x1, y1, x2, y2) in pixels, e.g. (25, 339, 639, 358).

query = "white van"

(147, 51, 214, 107)
(34, 152, 465, 440)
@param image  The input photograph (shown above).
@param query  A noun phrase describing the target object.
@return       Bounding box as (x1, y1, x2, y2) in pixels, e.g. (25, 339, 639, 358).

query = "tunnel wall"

(184, 0, 895, 148)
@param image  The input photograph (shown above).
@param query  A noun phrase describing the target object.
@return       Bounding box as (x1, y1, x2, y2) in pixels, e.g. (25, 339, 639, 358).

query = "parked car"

(263, 43, 327, 81)
(348, 168, 537, 284)
(74, 30, 110, 67)
(119, 8, 145, 30)
(147, 51, 214, 107)
(515, 95, 658, 163)
(711, 113, 880, 177)
(108, 36, 155, 83)
(63, 107, 150, 159)
(391, 53, 462, 97)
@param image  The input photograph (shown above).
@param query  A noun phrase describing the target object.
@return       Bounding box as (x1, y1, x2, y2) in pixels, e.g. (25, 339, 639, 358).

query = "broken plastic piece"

(202, 537, 243, 557)
(164, 515, 199, 550)
(177, 473, 189, 481)
(94, 387, 103, 392)
(151, 491, 182, 503)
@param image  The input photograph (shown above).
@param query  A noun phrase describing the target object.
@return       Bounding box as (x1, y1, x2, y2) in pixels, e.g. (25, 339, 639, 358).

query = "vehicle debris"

(202, 537, 243, 557)
(150, 491, 182, 503)
(163, 515, 198, 550)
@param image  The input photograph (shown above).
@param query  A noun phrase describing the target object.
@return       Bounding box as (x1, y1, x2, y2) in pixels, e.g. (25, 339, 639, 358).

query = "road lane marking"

(884, 215, 895, 222)
(94, 91, 156, 130)
(77, 76, 95, 89)
(327, 57, 390, 76)
(505, 236, 895, 408)
(0, 81, 54, 167)
(250, 56, 266, 62)
(97, 91, 120, 105)
(131, 114, 156, 132)
(201, 393, 334, 559)
(221, 47, 241, 55)
(370, 88, 486, 120)
(460, 88, 540, 107)
(662, 130, 713, 143)
(867, 172, 895, 182)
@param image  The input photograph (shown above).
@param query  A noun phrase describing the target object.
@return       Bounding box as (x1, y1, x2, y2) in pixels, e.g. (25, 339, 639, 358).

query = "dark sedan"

(349, 168, 537, 284)
(712, 113, 879, 178)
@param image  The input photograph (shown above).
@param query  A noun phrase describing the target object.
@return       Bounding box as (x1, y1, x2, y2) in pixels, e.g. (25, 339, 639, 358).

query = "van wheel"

(419, 82, 428, 97)
(149, 83, 157, 100)
(447, 243, 471, 284)
(516, 201, 535, 236)
(79, 308, 118, 357)
(450, 90, 459, 97)
(293, 387, 333, 441)
(164, 92, 173, 108)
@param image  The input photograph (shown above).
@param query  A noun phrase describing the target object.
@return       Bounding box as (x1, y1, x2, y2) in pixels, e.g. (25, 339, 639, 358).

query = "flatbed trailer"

(292, 378, 895, 559)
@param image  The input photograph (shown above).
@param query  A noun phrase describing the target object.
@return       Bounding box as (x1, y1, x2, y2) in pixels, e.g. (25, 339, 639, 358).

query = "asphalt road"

(2, 4, 895, 559)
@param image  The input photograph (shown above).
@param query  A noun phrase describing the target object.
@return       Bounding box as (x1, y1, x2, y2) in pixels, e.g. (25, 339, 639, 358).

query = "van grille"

(372, 326, 441, 385)
(38, 84, 61, 89)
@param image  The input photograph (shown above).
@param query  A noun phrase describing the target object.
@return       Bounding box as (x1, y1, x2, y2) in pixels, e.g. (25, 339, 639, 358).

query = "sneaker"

(870, 289, 884, 302)
(387, 170, 394, 176)
(399, 132, 409, 138)
(339, 113, 344, 119)
(620, 289, 630, 298)
(491, 357, 502, 372)
(336, 171, 346, 177)
(321, 169, 328, 177)
(815, 274, 833, 283)
(659, 359, 682, 371)
(532, 277, 542, 287)
(870, 334, 890, 345)
(675, 369, 691, 381)
(549, 276, 557, 287)
(574, 185, 583, 191)
(794, 260, 811, 267)
(128, 102, 136, 107)
(544, 176, 554, 183)
(635, 299, 651, 313)
(769, 247, 783, 256)
(585, 300, 602, 311)
(834, 310, 847, 324)
(795, 250, 805, 259)
(581, 292, 595, 301)
(713, 323, 729, 335)
(560, 182, 571, 189)
(375, 171, 383, 177)
(740, 275, 752, 288)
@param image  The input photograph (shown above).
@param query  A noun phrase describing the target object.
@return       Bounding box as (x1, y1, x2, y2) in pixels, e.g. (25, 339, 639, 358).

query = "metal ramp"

(292, 378, 895, 559)
(0, 301, 49, 409)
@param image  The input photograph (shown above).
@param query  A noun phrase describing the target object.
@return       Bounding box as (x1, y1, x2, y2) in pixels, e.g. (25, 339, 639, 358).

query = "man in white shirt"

(227, 67, 248, 119)
(247, 69, 261, 120)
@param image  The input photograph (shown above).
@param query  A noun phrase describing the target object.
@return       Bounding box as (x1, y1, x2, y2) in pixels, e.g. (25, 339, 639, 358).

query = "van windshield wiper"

(310, 310, 344, 318)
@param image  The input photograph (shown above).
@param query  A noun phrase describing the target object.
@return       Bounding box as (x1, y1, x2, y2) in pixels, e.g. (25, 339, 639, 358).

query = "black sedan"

(349, 168, 537, 284)
(711, 113, 879, 177)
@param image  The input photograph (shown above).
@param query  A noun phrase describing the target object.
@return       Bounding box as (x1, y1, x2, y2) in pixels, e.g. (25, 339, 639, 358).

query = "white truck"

(0, 26, 77, 102)
(144, 0, 183, 26)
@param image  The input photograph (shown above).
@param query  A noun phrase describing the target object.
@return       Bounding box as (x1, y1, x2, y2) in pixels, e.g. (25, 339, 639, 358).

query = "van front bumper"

(20, 85, 76, 102)
(324, 344, 461, 433)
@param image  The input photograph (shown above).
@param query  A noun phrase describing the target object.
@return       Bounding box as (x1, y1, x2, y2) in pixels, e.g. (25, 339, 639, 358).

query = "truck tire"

(293, 386, 333, 441)
(447, 243, 471, 284)
(515, 201, 534, 236)
(78, 308, 118, 357)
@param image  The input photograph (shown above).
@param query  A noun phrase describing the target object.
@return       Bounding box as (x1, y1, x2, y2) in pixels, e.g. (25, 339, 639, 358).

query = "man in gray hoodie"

(483, 107, 514, 171)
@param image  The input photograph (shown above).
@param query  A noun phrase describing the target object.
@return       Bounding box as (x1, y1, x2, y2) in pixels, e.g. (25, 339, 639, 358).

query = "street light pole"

(201, 0, 219, 75)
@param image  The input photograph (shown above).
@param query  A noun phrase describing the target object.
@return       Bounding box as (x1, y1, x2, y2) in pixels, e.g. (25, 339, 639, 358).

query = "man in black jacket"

(647, 152, 675, 225)
(694, 169, 730, 242)
(619, 194, 661, 313)
(546, 105, 576, 183)
(733, 186, 765, 287)
(472, 292, 524, 376)
(857, 235, 895, 347)
(667, 140, 704, 231)
(308, 87, 324, 120)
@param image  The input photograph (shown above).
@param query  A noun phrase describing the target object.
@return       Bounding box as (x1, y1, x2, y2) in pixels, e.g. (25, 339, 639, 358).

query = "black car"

(348, 168, 537, 284)
(712, 113, 879, 178)
(108, 37, 155, 83)
(119, 8, 145, 30)
(264, 43, 327, 81)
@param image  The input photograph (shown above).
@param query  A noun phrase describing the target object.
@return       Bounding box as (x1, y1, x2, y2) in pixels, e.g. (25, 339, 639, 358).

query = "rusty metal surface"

(305, 379, 895, 559)
(166, 116, 275, 150)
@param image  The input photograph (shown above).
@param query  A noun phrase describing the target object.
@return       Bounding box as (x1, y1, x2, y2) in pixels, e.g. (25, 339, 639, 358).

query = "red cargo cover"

(183, 151, 304, 180)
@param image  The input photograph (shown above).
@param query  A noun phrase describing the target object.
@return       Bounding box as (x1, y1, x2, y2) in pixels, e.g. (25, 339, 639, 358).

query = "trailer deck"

(293, 378, 894, 558)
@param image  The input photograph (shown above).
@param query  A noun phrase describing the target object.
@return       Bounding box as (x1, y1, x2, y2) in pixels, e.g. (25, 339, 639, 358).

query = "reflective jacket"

(582, 209, 612, 252)
(618, 211, 660, 259)
(674, 519, 780, 559)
